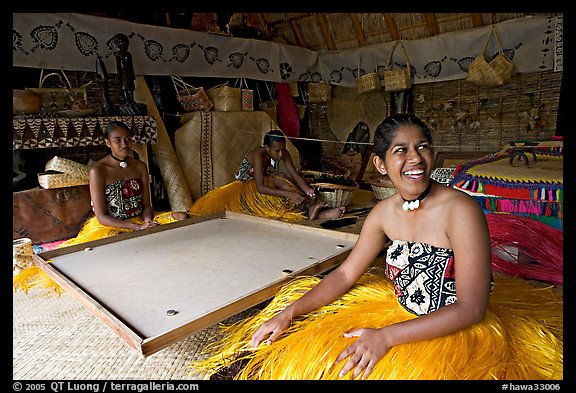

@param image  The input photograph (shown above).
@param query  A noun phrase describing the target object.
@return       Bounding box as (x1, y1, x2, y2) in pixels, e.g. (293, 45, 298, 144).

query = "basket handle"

(481, 25, 506, 56)
(358, 53, 379, 75)
(234, 77, 250, 90)
(171, 75, 186, 90)
(171, 75, 196, 95)
(39, 68, 75, 89)
(385, 41, 411, 70)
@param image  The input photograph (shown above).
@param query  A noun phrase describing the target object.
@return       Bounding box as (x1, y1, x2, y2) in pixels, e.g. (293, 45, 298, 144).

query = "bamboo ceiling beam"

(317, 14, 336, 50)
(471, 13, 484, 27)
(424, 13, 439, 36)
(382, 13, 399, 41)
(289, 19, 306, 48)
(350, 13, 367, 47)
(255, 13, 272, 40)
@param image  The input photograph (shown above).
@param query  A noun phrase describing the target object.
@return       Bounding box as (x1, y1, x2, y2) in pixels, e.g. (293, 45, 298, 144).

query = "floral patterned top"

(103, 178, 144, 220)
(385, 240, 493, 316)
(234, 155, 277, 181)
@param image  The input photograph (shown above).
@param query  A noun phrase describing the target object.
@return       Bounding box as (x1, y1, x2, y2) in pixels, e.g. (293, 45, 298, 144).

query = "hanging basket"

(307, 82, 331, 103)
(207, 83, 242, 112)
(356, 53, 381, 94)
(384, 41, 412, 92)
(171, 75, 214, 112)
(466, 25, 514, 87)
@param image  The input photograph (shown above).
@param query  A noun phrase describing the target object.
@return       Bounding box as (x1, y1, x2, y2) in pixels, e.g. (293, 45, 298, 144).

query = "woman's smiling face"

(380, 124, 433, 198)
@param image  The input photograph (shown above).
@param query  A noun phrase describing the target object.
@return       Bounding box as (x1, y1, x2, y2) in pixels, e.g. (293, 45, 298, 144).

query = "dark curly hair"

(373, 113, 432, 158)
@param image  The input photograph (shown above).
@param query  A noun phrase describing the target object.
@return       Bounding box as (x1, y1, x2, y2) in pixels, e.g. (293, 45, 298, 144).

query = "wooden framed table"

(32, 211, 358, 357)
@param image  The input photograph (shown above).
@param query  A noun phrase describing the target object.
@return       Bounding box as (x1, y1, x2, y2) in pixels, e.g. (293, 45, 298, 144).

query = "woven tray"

(38, 170, 89, 189)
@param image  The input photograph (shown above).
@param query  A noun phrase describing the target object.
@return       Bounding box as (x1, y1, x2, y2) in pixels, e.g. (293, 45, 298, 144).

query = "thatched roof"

(90, 12, 561, 51)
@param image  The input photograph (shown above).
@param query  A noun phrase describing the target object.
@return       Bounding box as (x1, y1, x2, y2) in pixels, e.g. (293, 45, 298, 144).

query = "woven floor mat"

(13, 289, 255, 380)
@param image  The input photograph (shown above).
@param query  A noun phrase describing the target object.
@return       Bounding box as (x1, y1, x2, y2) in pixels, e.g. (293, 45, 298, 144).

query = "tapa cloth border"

(13, 115, 158, 149)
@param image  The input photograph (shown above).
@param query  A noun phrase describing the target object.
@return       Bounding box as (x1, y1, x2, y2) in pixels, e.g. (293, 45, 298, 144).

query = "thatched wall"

(308, 70, 561, 163)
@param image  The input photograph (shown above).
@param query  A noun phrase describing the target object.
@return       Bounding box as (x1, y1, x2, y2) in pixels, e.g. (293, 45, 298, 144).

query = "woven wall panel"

(414, 71, 561, 152)
(308, 71, 560, 164)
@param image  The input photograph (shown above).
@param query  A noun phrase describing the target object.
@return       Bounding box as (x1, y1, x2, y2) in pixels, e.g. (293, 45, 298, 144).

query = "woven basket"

(307, 82, 331, 103)
(177, 87, 214, 112)
(312, 182, 359, 208)
(467, 54, 513, 87)
(356, 53, 381, 94)
(13, 237, 33, 275)
(26, 69, 89, 113)
(38, 171, 89, 189)
(368, 174, 397, 200)
(384, 41, 412, 92)
(172, 75, 214, 112)
(357, 72, 381, 94)
(45, 156, 90, 177)
(466, 26, 514, 87)
(207, 84, 241, 111)
(38, 156, 90, 189)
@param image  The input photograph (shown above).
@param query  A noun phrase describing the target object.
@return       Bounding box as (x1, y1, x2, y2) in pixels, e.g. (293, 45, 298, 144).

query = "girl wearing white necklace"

(191, 113, 562, 381)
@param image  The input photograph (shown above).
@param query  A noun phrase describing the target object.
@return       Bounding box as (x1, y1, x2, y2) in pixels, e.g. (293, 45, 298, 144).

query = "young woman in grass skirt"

(188, 129, 345, 222)
(13, 121, 188, 295)
(189, 113, 562, 380)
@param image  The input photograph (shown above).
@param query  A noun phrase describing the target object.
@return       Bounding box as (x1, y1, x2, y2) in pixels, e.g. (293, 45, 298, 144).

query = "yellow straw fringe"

(12, 211, 180, 296)
(188, 177, 307, 223)
(189, 270, 563, 380)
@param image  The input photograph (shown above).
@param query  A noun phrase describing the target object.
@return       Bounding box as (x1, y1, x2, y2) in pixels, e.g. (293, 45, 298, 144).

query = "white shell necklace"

(401, 182, 432, 211)
(110, 153, 128, 168)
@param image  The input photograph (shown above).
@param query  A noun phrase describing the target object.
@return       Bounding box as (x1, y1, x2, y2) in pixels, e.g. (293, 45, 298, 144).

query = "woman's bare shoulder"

(439, 186, 487, 224)
(441, 186, 479, 207)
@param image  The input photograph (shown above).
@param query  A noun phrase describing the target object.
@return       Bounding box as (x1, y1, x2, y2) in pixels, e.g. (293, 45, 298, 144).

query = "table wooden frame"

(32, 211, 358, 358)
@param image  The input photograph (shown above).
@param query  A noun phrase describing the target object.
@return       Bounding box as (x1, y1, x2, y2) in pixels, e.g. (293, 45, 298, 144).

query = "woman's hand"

(333, 328, 390, 380)
(250, 312, 292, 348)
(289, 191, 306, 205)
(136, 220, 160, 230)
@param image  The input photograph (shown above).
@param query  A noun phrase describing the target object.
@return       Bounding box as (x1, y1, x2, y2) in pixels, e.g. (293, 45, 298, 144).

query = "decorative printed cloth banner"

(12, 115, 158, 149)
(13, 13, 562, 88)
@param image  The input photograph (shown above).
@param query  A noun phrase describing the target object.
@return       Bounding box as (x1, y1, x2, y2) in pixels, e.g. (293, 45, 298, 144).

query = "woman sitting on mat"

(190, 113, 562, 380)
(13, 120, 188, 295)
(188, 129, 344, 222)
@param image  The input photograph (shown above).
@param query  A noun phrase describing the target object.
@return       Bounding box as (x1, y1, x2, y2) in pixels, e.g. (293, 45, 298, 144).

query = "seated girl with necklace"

(189, 129, 345, 222)
(13, 121, 188, 295)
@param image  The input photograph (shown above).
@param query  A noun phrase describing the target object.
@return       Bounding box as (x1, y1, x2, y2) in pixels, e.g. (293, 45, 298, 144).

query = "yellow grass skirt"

(188, 177, 307, 223)
(190, 271, 563, 380)
(12, 211, 180, 296)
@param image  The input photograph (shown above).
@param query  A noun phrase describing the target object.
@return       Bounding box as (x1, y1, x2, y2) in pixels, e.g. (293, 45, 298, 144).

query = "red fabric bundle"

(275, 82, 300, 138)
